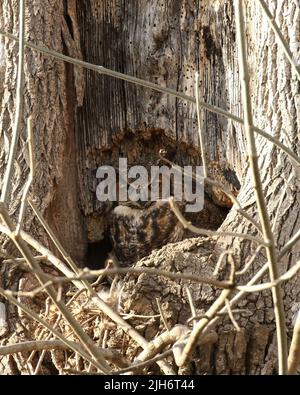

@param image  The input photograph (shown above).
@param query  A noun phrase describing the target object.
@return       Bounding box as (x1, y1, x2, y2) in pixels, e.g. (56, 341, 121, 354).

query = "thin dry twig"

(185, 287, 197, 329)
(27, 199, 171, 367)
(213, 250, 235, 276)
(9, 255, 300, 295)
(156, 299, 171, 331)
(187, 309, 251, 324)
(288, 309, 300, 374)
(0, 204, 111, 374)
(134, 325, 216, 366)
(32, 320, 60, 375)
(159, 153, 263, 234)
(27, 198, 175, 372)
(0, 285, 109, 371)
(27, 198, 81, 277)
(115, 350, 173, 375)
(27, 313, 62, 369)
(53, 267, 233, 289)
(234, 0, 288, 374)
(237, 258, 300, 293)
(2, 221, 300, 295)
(0, 210, 175, 374)
(0, 339, 129, 369)
(169, 197, 266, 246)
(120, 312, 160, 321)
(176, 290, 231, 367)
(236, 246, 264, 276)
(0, 30, 299, 169)
(0, 230, 235, 291)
(66, 288, 88, 307)
(257, 0, 300, 80)
(0, 2, 298, 377)
(2, 255, 48, 265)
(175, 254, 236, 367)
(272, 174, 293, 233)
(225, 298, 241, 332)
(195, 72, 207, 177)
(279, 227, 300, 260)
(16, 117, 34, 234)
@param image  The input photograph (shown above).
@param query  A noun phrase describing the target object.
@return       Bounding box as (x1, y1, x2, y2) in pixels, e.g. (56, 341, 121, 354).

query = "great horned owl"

(110, 200, 185, 266)
(110, 162, 240, 267)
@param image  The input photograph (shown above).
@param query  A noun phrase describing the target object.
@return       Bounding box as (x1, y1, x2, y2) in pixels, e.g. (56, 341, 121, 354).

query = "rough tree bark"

(0, 0, 299, 374)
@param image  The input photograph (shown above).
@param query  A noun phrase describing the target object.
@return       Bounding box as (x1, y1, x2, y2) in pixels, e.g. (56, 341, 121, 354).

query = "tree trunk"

(0, 0, 299, 375)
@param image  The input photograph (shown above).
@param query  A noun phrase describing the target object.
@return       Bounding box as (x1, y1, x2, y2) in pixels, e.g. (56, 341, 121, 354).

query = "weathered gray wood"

(73, 0, 300, 373)
(0, 0, 86, 263)
(75, 0, 245, 250)
(0, 0, 299, 375)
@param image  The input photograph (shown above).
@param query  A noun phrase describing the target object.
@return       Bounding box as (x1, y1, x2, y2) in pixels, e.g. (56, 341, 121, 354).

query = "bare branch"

(225, 298, 241, 332)
(16, 117, 35, 234)
(0, 203, 111, 373)
(175, 256, 235, 366)
(0, 29, 299, 168)
(185, 287, 197, 329)
(236, 246, 264, 276)
(28, 198, 81, 276)
(213, 250, 235, 276)
(272, 174, 293, 233)
(0, 208, 175, 374)
(170, 197, 266, 246)
(257, 0, 300, 80)
(159, 153, 263, 234)
(288, 309, 300, 374)
(115, 350, 173, 375)
(0, 286, 108, 371)
(234, 0, 287, 374)
(0, 339, 129, 368)
(237, 258, 300, 293)
(195, 72, 207, 177)
(156, 299, 171, 331)
(279, 227, 300, 260)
